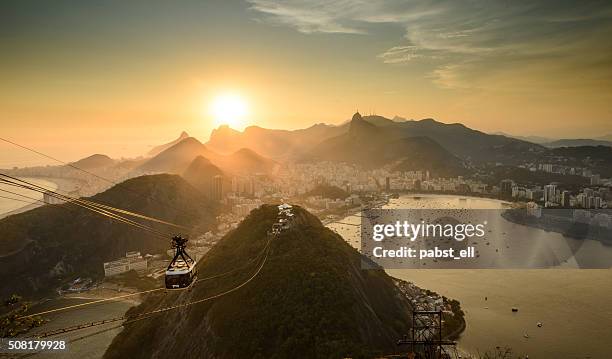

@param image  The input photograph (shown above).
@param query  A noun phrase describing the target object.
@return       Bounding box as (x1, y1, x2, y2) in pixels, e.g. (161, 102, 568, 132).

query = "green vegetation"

(442, 297, 465, 339)
(548, 145, 612, 177)
(105, 205, 415, 359)
(305, 184, 349, 200)
(0, 295, 44, 337)
(483, 165, 588, 187)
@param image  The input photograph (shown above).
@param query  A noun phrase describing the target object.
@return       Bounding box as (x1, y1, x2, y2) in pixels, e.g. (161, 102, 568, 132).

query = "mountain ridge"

(147, 131, 190, 157)
(206, 113, 545, 165)
(69, 154, 115, 170)
(544, 138, 612, 148)
(305, 113, 467, 177)
(138, 137, 277, 177)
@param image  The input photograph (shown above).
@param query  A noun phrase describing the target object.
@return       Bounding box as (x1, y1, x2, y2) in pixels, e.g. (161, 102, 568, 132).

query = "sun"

(209, 93, 249, 129)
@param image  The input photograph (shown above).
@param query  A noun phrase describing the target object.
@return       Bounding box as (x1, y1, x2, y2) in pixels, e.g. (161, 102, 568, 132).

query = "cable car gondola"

(165, 235, 197, 289)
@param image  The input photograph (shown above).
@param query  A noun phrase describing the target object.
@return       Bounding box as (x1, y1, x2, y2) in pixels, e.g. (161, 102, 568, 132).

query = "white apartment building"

(103, 251, 148, 277)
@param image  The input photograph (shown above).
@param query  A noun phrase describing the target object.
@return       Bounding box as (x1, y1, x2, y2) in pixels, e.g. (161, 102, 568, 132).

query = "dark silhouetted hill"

(223, 148, 278, 175)
(306, 113, 466, 177)
(0, 174, 218, 298)
(305, 184, 350, 200)
(546, 145, 612, 177)
(104, 205, 414, 358)
(182, 156, 225, 197)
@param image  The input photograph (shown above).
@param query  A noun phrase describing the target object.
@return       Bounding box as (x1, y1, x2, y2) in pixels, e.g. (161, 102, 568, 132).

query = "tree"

(0, 295, 44, 337)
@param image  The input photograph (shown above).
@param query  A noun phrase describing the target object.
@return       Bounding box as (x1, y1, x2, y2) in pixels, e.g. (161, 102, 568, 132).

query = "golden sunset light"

(209, 93, 249, 130)
(1, 2, 612, 358)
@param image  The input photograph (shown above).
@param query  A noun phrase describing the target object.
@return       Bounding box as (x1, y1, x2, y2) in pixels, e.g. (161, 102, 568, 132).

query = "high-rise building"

(540, 163, 553, 173)
(561, 190, 571, 207)
(43, 190, 65, 205)
(344, 182, 352, 194)
(103, 252, 147, 277)
(588, 196, 601, 209)
(576, 193, 588, 208)
(544, 184, 557, 204)
(212, 175, 224, 201)
(500, 179, 513, 199)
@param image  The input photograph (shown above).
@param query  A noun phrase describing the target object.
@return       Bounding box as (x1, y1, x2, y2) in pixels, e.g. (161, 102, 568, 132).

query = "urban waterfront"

(328, 194, 612, 358)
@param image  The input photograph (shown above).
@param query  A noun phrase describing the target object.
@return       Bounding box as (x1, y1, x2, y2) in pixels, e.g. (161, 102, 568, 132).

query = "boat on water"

(512, 307, 519, 312)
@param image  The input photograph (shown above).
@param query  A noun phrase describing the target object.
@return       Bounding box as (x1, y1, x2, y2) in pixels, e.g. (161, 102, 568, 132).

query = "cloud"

(429, 64, 468, 89)
(248, 0, 612, 90)
(247, 0, 367, 34)
(377, 45, 444, 64)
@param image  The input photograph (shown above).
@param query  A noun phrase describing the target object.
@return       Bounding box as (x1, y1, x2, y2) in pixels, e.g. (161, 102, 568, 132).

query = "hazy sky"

(1, 0, 612, 165)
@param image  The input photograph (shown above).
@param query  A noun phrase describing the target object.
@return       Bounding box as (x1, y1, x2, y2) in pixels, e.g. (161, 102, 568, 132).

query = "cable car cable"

(31, 233, 274, 338)
(0, 174, 186, 230)
(0, 137, 203, 223)
(0, 177, 173, 238)
(18, 235, 271, 319)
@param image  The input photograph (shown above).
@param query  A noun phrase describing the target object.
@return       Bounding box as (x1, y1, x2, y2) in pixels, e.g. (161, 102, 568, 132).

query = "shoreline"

(0, 176, 81, 219)
(331, 194, 612, 358)
(325, 195, 473, 346)
(393, 277, 467, 342)
(502, 209, 612, 247)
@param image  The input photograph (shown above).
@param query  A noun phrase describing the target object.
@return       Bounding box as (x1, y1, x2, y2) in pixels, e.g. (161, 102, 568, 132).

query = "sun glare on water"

(209, 93, 249, 129)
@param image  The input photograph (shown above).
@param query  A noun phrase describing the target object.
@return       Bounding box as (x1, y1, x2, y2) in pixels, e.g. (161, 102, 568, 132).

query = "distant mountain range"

(206, 112, 546, 171)
(206, 123, 345, 159)
(33, 113, 609, 191)
(305, 113, 467, 177)
(138, 136, 278, 176)
(492, 132, 554, 144)
(69, 154, 115, 170)
(547, 146, 612, 177)
(147, 131, 190, 157)
(543, 138, 612, 148)
(104, 205, 417, 358)
(598, 134, 612, 141)
(134, 136, 279, 197)
(493, 132, 612, 148)
(0, 175, 218, 298)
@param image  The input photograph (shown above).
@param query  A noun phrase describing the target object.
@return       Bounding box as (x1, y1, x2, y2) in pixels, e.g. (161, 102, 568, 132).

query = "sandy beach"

(0, 177, 81, 219)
